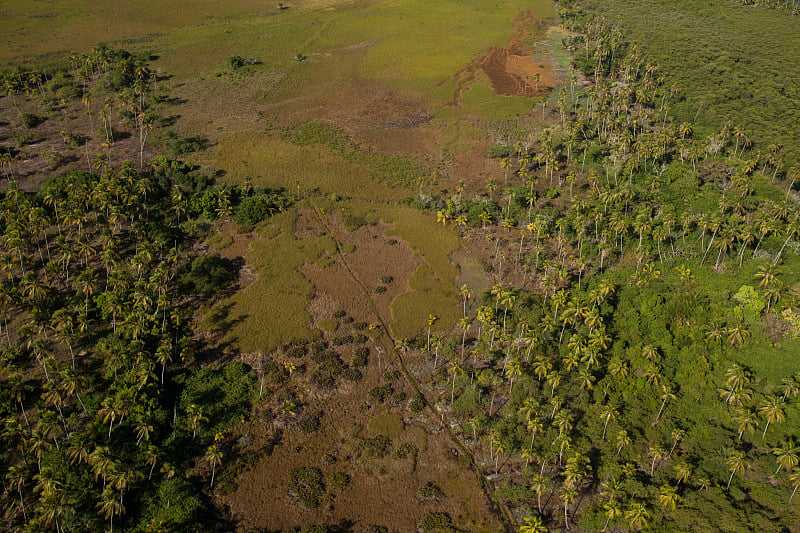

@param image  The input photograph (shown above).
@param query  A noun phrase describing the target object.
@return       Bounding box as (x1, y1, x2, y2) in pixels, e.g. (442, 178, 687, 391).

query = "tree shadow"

(158, 115, 181, 128)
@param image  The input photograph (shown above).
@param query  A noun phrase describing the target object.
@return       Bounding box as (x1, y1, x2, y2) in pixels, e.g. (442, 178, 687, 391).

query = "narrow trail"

(308, 202, 516, 532)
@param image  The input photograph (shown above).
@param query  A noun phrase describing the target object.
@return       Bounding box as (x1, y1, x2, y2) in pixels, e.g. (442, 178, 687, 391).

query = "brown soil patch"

(295, 208, 422, 326)
(221, 354, 500, 532)
(447, 10, 558, 104)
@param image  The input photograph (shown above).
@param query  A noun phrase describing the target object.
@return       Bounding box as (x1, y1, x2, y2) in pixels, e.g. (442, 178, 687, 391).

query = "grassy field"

(203, 210, 335, 353)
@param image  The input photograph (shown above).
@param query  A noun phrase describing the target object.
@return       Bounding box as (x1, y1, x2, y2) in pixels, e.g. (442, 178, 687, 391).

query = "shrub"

(289, 467, 325, 508)
(410, 394, 426, 412)
(342, 367, 362, 382)
(361, 435, 390, 458)
(417, 482, 443, 501)
(353, 347, 369, 367)
(329, 472, 350, 492)
(14, 132, 35, 146)
(311, 351, 345, 389)
(285, 345, 307, 359)
(179, 253, 236, 294)
(298, 411, 322, 434)
(374, 285, 387, 294)
(164, 130, 210, 155)
(235, 194, 286, 225)
(368, 384, 393, 404)
(227, 55, 256, 69)
(20, 113, 44, 128)
(261, 360, 288, 386)
(489, 144, 514, 158)
(379, 276, 393, 284)
(40, 148, 64, 170)
(396, 442, 418, 460)
(419, 512, 452, 532)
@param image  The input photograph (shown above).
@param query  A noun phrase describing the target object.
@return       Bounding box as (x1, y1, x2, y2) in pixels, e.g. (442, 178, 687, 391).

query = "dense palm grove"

(0, 47, 289, 531)
(409, 1, 800, 531)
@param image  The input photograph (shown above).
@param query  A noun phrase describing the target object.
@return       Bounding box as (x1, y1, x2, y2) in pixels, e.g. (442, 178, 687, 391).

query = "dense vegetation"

(0, 47, 292, 531)
(576, 0, 800, 168)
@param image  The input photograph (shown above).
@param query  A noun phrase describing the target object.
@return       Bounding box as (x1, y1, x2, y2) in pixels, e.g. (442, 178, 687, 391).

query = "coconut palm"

(624, 502, 650, 531)
(599, 404, 618, 440)
(658, 483, 682, 511)
(653, 384, 676, 425)
(772, 440, 799, 475)
(726, 449, 749, 490)
(759, 395, 786, 439)
(205, 443, 223, 488)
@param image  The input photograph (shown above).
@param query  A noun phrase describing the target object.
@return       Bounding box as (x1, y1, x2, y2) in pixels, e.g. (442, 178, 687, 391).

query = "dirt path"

(308, 203, 516, 532)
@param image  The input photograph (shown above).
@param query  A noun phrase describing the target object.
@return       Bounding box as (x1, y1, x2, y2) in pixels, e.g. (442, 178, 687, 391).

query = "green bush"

(179, 253, 236, 294)
(419, 512, 453, 532)
(330, 472, 350, 491)
(353, 347, 369, 367)
(20, 112, 44, 128)
(311, 351, 345, 389)
(417, 482, 443, 501)
(361, 435, 391, 457)
(235, 194, 286, 225)
(368, 384, 394, 404)
(289, 467, 325, 508)
(227, 55, 257, 69)
(164, 130, 210, 155)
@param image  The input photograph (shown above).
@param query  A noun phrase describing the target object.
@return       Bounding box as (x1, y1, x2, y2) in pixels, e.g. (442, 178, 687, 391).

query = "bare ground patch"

(446, 10, 559, 105)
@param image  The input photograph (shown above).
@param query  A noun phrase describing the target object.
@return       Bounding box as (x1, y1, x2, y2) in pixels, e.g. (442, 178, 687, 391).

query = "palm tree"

(673, 460, 692, 485)
(732, 407, 757, 441)
(788, 466, 800, 503)
(653, 384, 676, 425)
(561, 485, 577, 529)
(602, 500, 621, 532)
(726, 449, 749, 490)
(187, 403, 208, 439)
(504, 357, 522, 394)
(448, 359, 465, 403)
(206, 443, 223, 488)
(759, 395, 786, 439)
(624, 502, 650, 531)
(599, 404, 617, 440)
(530, 473, 548, 513)
(772, 440, 799, 475)
(658, 483, 682, 511)
(5, 465, 28, 521)
(97, 487, 125, 532)
(616, 429, 630, 456)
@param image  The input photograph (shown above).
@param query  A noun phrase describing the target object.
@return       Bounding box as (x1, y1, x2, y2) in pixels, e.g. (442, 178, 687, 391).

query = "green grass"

(368, 412, 405, 438)
(213, 132, 403, 201)
(377, 206, 462, 338)
(202, 209, 336, 353)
